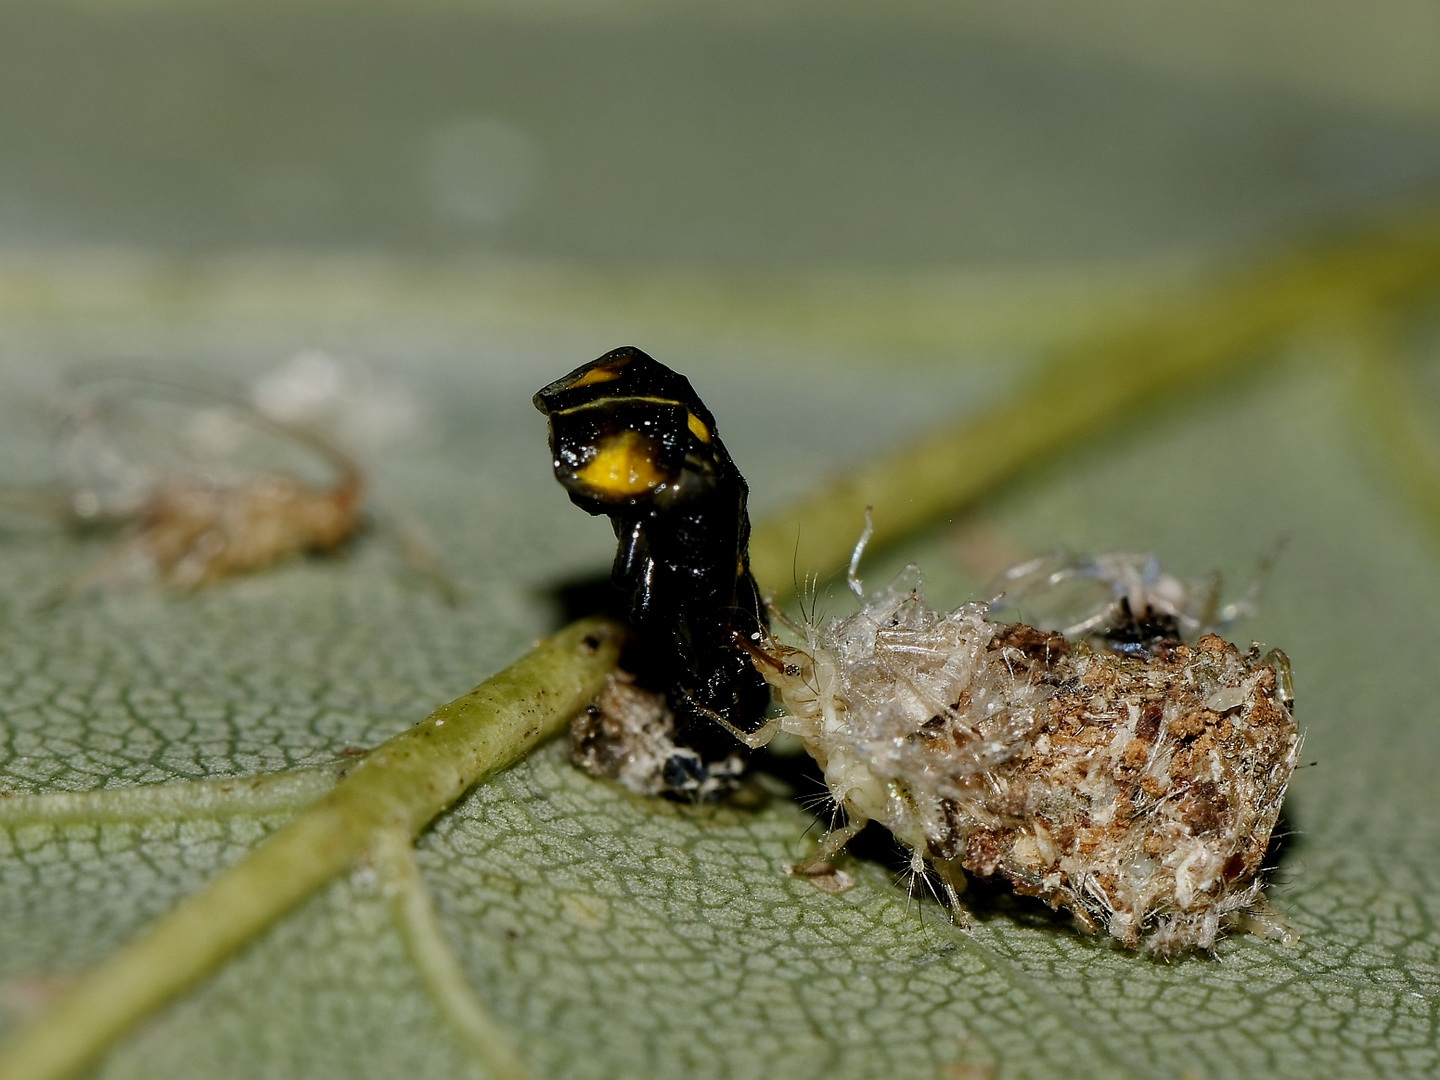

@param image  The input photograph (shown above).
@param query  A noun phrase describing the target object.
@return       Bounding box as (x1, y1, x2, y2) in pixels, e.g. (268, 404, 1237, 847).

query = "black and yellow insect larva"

(534, 347, 771, 774)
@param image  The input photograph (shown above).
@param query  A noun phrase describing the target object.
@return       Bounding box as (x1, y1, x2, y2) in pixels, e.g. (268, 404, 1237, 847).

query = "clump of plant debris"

(571, 672, 746, 802)
(742, 546, 1300, 954)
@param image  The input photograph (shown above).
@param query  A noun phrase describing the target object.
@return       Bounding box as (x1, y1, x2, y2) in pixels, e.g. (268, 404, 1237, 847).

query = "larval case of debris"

(753, 563, 1300, 954)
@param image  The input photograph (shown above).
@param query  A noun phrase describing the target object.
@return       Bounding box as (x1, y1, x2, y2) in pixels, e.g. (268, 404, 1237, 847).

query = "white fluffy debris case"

(741, 550, 1301, 955)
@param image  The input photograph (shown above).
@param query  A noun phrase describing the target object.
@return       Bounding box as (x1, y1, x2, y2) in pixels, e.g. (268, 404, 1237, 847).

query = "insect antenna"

(765, 600, 808, 637)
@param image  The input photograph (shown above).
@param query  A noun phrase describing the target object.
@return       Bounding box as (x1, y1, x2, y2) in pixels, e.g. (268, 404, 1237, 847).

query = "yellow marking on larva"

(686, 412, 711, 443)
(570, 365, 622, 390)
(549, 394, 683, 418)
(575, 430, 665, 498)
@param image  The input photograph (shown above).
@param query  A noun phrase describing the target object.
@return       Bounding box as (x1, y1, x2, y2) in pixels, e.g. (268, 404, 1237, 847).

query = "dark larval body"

(534, 347, 770, 775)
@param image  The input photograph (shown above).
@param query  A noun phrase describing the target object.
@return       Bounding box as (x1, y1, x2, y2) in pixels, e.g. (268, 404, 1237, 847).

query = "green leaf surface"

(1, 306, 1438, 1080)
(3, 7, 1440, 1075)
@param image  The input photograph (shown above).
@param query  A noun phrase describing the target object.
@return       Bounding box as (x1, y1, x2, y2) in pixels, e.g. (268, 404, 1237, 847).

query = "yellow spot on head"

(575, 429, 665, 498)
(570, 365, 622, 390)
(686, 412, 711, 443)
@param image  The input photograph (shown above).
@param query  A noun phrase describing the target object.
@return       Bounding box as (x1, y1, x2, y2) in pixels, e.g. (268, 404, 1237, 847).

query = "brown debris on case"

(948, 633, 1297, 952)
(750, 567, 1301, 954)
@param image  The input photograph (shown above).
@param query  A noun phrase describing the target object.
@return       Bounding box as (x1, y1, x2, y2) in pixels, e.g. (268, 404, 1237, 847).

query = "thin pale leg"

(688, 700, 782, 750)
(932, 856, 971, 927)
(790, 816, 867, 877)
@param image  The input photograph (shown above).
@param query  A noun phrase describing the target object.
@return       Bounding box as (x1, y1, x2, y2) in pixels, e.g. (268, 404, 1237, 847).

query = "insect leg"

(685, 698, 781, 750)
(791, 816, 867, 876)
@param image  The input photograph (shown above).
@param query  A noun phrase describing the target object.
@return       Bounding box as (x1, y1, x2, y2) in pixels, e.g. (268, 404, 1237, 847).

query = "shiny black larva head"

(534, 346, 728, 512)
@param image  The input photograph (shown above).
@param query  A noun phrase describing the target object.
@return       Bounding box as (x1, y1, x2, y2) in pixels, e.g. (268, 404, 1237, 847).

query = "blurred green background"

(3, 3, 1439, 264)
